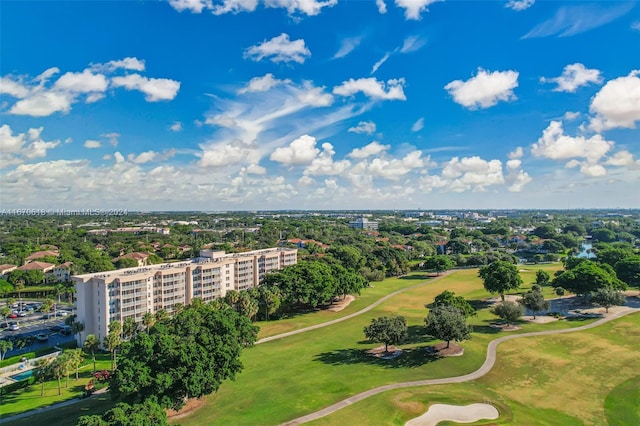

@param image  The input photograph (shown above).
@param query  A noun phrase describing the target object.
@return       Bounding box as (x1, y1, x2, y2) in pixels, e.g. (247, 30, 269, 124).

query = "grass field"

(305, 311, 640, 426)
(1, 353, 112, 420)
(11, 263, 628, 426)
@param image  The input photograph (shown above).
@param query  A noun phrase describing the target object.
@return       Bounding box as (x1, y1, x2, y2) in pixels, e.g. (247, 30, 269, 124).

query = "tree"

(424, 305, 472, 349)
(257, 285, 281, 321)
(0, 306, 10, 328)
(591, 288, 626, 313)
(0, 339, 13, 361)
(553, 260, 627, 301)
(122, 317, 137, 340)
(72, 321, 85, 345)
(519, 290, 549, 319)
(533, 225, 557, 239)
(77, 397, 167, 426)
(84, 334, 101, 373)
(34, 357, 51, 396)
(431, 290, 476, 317)
(491, 301, 524, 325)
(615, 256, 640, 292)
(535, 270, 551, 287)
(69, 348, 85, 380)
(109, 302, 258, 411)
(363, 316, 408, 353)
(479, 261, 523, 301)
(104, 321, 122, 370)
(115, 257, 139, 269)
(41, 298, 54, 320)
(50, 354, 67, 395)
(142, 312, 155, 331)
(423, 255, 455, 275)
(0, 279, 13, 297)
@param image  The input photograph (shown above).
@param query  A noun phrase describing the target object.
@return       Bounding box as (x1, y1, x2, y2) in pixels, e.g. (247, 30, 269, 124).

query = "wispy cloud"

(370, 35, 427, 74)
(523, 3, 634, 38)
(333, 36, 363, 59)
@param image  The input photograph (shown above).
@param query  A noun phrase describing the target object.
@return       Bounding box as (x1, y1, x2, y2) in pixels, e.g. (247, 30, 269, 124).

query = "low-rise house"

(0, 264, 17, 279)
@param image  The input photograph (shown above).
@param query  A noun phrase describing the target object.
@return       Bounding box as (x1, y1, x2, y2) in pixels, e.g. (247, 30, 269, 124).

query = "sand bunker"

(406, 403, 499, 426)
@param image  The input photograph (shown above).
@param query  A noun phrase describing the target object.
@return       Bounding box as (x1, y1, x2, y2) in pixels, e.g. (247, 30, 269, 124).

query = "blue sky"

(1, 0, 639, 211)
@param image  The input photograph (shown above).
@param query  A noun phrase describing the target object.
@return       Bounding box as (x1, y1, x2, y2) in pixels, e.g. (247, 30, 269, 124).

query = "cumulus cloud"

(563, 111, 580, 121)
(589, 70, 640, 131)
(348, 121, 377, 135)
(411, 117, 424, 132)
(244, 33, 311, 64)
(523, 3, 633, 38)
(169, 0, 336, 15)
(295, 81, 334, 107)
(111, 74, 181, 101)
(508, 147, 524, 159)
(239, 73, 291, 94)
(270, 134, 320, 165)
(170, 122, 183, 132)
(605, 150, 640, 169)
(531, 120, 616, 176)
(505, 155, 532, 192)
(333, 77, 406, 100)
(264, 0, 337, 16)
(246, 163, 266, 174)
(505, 0, 534, 11)
(84, 140, 102, 149)
(445, 68, 519, 109)
(127, 149, 177, 164)
(348, 141, 390, 159)
(376, 0, 387, 14)
(2, 59, 180, 116)
(0, 124, 60, 168)
(303, 142, 351, 176)
(395, 0, 442, 20)
(440, 156, 505, 191)
(541, 63, 602, 92)
(168, 0, 214, 13)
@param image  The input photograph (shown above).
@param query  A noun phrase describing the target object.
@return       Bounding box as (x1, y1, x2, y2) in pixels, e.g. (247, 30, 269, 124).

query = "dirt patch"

(367, 345, 403, 359)
(425, 342, 464, 357)
(523, 315, 559, 324)
(327, 295, 355, 312)
(166, 397, 207, 420)
(490, 323, 521, 331)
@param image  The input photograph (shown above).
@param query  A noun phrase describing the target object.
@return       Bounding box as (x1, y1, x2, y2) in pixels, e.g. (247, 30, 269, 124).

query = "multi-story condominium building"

(349, 217, 379, 230)
(72, 248, 297, 345)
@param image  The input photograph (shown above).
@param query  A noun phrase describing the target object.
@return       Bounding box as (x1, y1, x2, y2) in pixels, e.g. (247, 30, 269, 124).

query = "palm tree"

(0, 306, 10, 328)
(50, 355, 66, 395)
(122, 317, 137, 340)
(142, 311, 155, 331)
(83, 334, 100, 373)
(72, 321, 85, 345)
(154, 309, 169, 323)
(0, 339, 13, 361)
(34, 357, 51, 396)
(41, 298, 54, 320)
(70, 348, 84, 380)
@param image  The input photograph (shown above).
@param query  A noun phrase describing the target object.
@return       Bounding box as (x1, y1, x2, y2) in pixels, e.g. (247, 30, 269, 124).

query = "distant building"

(0, 264, 17, 279)
(25, 250, 59, 263)
(52, 262, 73, 282)
(349, 217, 379, 230)
(72, 247, 297, 346)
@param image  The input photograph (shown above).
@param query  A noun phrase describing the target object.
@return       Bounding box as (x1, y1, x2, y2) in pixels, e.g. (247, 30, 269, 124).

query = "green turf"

(604, 376, 640, 425)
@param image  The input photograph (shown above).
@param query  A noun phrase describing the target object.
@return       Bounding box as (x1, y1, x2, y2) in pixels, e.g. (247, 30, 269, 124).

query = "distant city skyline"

(1, 1, 639, 210)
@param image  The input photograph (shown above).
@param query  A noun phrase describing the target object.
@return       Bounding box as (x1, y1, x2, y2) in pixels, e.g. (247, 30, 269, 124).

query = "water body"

(576, 241, 596, 259)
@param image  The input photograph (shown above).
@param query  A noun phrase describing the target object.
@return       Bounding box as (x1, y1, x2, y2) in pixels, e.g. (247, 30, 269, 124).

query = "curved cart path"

(257, 273, 450, 344)
(281, 306, 640, 425)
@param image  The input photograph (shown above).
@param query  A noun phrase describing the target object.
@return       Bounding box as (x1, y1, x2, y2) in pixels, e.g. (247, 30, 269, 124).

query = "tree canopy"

(109, 301, 258, 411)
(363, 316, 407, 353)
(478, 261, 522, 301)
(518, 289, 549, 319)
(491, 301, 524, 325)
(552, 260, 627, 300)
(424, 305, 472, 348)
(431, 290, 476, 317)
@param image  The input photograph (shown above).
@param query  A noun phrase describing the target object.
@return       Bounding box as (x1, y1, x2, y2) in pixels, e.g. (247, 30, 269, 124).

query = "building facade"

(72, 247, 297, 345)
(349, 217, 379, 230)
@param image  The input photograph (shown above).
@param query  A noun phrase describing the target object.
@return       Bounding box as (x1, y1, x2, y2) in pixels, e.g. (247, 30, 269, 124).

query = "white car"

(9, 324, 19, 331)
(17, 311, 27, 317)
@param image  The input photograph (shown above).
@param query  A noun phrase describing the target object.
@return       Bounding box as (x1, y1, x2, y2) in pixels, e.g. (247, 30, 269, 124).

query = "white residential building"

(72, 247, 297, 345)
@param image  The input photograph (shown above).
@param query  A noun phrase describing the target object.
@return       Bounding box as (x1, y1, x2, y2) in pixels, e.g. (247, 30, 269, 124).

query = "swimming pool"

(10, 369, 34, 381)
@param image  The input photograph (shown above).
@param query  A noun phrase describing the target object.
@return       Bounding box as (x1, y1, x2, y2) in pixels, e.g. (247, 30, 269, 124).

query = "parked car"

(60, 326, 72, 335)
(17, 311, 27, 317)
(8, 313, 17, 319)
(50, 325, 63, 332)
(35, 333, 48, 342)
(9, 324, 19, 331)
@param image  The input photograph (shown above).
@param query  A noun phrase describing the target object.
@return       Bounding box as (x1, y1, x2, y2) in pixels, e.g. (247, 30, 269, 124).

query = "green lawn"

(0, 353, 112, 420)
(306, 312, 640, 426)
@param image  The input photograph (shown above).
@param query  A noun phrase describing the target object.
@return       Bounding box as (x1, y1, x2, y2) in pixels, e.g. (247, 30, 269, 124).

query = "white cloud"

(508, 146, 524, 159)
(9, 91, 73, 116)
(270, 134, 320, 165)
(244, 33, 311, 64)
(589, 70, 640, 131)
(168, 0, 214, 13)
(411, 117, 424, 132)
(246, 163, 266, 174)
(102, 132, 120, 147)
(296, 82, 334, 107)
(239, 73, 291, 94)
(0, 77, 30, 98)
(541, 63, 602, 92)
(348, 141, 390, 159)
(170, 122, 183, 132)
(400, 35, 427, 53)
(265, 0, 337, 17)
(523, 3, 633, 38)
(445, 68, 519, 109)
(333, 77, 406, 100)
(348, 121, 377, 135)
(199, 141, 262, 168)
(505, 0, 534, 11)
(395, 0, 441, 20)
(632, 21, 640, 31)
(440, 156, 505, 191)
(376, 0, 387, 14)
(84, 140, 102, 149)
(333, 36, 362, 59)
(367, 150, 425, 179)
(111, 74, 181, 101)
(303, 142, 351, 176)
(532, 121, 613, 162)
(371, 53, 391, 74)
(563, 111, 580, 121)
(127, 150, 177, 164)
(605, 151, 640, 169)
(0, 124, 60, 168)
(99, 57, 145, 72)
(54, 69, 109, 94)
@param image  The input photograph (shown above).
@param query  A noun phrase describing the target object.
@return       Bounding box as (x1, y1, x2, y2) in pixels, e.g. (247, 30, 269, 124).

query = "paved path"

(281, 306, 640, 425)
(257, 273, 450, 344)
